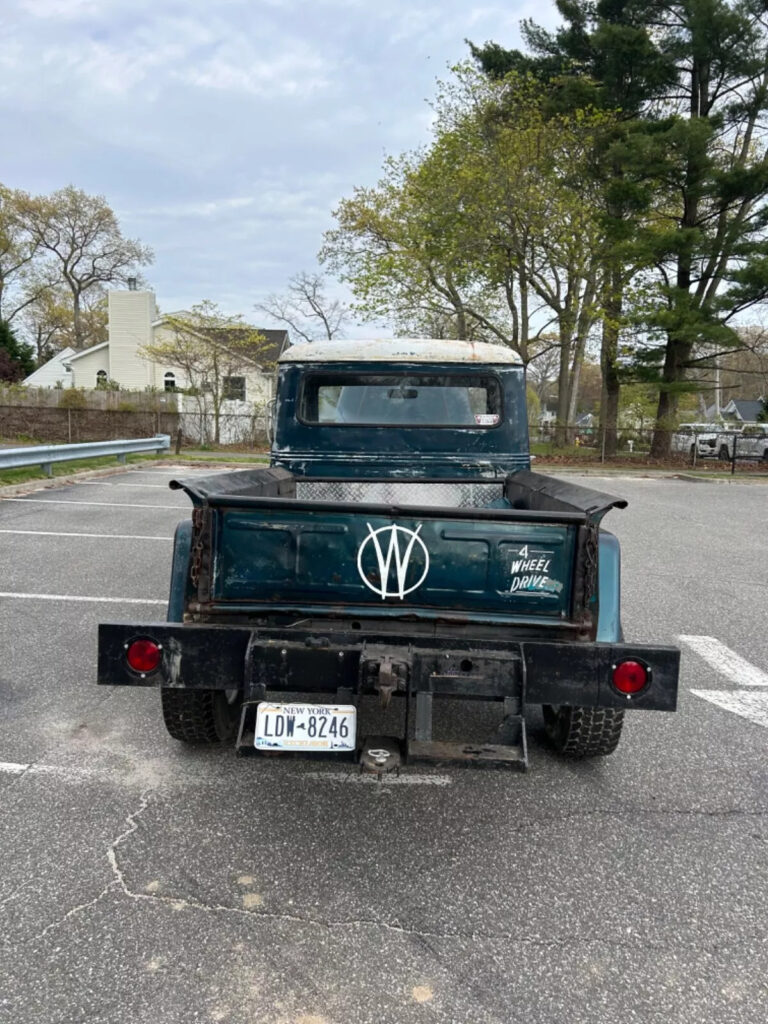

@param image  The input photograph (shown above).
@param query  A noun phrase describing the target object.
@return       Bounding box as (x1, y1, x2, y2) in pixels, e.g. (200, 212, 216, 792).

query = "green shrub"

(58, 389, 88, 409)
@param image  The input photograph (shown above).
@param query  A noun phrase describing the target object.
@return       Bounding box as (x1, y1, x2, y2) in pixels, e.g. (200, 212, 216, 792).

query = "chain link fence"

(531, 423, 768, 473)
(1, 402, 765, 471)
(0, 404, 270, 452)
(0, 404, 179, 445)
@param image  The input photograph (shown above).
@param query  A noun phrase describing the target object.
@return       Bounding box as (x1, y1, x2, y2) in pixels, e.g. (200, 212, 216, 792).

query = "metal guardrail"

(0, 434, 171, 477)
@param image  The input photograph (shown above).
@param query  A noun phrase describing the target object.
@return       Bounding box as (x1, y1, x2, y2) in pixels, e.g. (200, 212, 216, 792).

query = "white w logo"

(356, 523, 430, 600)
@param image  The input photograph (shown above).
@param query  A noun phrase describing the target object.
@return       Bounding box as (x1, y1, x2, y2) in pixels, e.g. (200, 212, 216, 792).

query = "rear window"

(300, 373, 503, 427)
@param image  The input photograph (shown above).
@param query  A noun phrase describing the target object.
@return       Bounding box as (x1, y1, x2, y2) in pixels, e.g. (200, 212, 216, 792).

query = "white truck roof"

(278, 338, 523, 365)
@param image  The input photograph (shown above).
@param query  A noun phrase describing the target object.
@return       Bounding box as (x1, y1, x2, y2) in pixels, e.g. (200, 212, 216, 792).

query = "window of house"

(96, 369, 108, 387)
(164, 372, 177, 393)
(223, 376, 246, 402)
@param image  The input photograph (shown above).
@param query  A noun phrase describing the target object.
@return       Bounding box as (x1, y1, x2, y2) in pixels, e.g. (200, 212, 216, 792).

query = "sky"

(0, 0, 556, 331)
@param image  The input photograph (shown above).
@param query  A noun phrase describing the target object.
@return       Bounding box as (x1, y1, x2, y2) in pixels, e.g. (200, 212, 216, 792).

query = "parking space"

(1, 467, 767, 1024)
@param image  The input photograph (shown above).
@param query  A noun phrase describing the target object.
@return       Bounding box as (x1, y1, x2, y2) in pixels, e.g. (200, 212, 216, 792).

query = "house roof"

(66, 341, 109, 362)
(22, 347, 76, 385)
(153, 315, 289, 368)
(279, 338, 523, 365)
(723, 398, 765, 421)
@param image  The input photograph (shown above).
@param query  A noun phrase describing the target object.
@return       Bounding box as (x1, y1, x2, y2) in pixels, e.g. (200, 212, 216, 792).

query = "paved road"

(1, 469, 767, 1024)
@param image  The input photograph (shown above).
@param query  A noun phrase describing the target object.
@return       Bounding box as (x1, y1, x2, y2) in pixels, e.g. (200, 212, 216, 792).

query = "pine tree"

(0, 318, 35, 382)
(471, 0, 677, 453)
(472, 1, 768, 456)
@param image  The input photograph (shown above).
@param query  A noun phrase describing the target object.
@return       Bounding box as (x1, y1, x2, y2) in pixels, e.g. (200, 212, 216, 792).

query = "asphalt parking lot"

(1, 466, 767, 1024)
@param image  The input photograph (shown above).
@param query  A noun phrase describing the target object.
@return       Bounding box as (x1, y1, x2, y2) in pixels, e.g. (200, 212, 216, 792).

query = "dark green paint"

(272, 362, 530, 478)
(213, 506, 575, 619)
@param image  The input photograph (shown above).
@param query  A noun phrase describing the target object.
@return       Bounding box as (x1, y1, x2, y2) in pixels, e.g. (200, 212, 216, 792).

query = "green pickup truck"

(98, 339, 679, 771)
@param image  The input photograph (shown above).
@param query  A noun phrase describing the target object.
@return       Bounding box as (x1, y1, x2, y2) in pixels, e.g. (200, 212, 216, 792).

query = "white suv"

(671, 423, 719, 458)
(737, 423, 768, 462)
(671, 423, 743, 460)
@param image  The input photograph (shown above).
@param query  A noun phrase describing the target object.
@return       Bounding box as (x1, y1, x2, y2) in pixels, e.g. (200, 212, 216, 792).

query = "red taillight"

(126, 639, 162, 673)
(612, 660, 648, 694)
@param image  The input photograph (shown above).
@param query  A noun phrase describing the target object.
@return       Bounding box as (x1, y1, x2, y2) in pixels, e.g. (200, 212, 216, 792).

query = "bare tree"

(20, 284, 108, 363)
(526, 337, 561, 407)
(140, 302, 268, 445)
(254, 271, 349, 344)
(17, 185, 152, 348)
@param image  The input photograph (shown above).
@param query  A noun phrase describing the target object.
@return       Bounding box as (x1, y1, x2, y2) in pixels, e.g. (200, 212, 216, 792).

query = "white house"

(22, 346, 75, 388)
(61, 288, 286, 398)
(25, 287, 289, 442)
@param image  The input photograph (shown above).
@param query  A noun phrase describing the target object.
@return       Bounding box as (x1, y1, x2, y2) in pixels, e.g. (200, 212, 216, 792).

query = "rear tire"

(161, 689, 241, 745)
(719, 446, 730, 462)
(542, 705, 624, 758)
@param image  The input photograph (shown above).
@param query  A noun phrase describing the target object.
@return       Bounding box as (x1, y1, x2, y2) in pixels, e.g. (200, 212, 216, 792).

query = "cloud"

(179, 39, 331, 97)
(18, 0, 103, 18)
(142, 197, 256, 219)
(1, 0, 559, 318)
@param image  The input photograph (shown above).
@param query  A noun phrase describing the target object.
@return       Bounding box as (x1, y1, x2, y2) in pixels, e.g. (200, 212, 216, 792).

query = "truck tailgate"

(210, 501, 582, 621)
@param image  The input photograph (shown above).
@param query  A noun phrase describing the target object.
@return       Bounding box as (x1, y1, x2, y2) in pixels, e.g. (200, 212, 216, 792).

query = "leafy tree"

(470, 0, 678, 453)
(473, 1, 768, 456)
(140, 302, 268, 445)
(19, 286, 70, 364)
(323, 67, 610, 440)
(321, 151, 495, 345)
(722, 325, 768, 402)
(19, 283, 108, 364)
(254, 271, 349, 344)
(634, 1, 768, 455)
(0, 318, 35, 382)
(17, 185, 152, 349)
(526, 337, 561, 407)
(0, 184, 48, 325)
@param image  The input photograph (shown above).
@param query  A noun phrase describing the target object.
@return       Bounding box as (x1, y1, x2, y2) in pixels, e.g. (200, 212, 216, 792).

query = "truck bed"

(169, 467, 626, 634)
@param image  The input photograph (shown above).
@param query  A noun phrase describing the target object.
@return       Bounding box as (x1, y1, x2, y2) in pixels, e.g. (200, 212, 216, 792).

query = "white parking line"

(0, 530, 172, 541)
(0, 761, 455, 788)
(690, 690, 768, 730)
(0, 592, 166, 605)
(679, 635, 768, 687)
(1, 498, 183, 510)
(0, 761, 100, 780)
(300, 771, 452, 786)
(75, 482, 176, 489)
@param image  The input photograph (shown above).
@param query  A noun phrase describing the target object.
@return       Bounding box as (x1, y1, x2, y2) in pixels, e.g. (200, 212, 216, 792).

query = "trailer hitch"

(359, 644, 411, 708)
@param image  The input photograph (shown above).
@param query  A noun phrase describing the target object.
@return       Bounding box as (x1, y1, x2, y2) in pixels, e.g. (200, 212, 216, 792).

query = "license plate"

(254, 703, 356, 752)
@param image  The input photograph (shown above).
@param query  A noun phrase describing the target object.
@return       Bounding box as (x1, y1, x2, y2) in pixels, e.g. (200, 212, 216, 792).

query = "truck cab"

(98, 339, 679, 772)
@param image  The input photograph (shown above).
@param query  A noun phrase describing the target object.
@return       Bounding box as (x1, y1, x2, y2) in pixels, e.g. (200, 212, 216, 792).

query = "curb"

(538, 465, 768, 483)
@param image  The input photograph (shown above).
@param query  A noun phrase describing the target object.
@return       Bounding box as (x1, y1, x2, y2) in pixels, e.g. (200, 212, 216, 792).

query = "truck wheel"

(718, 445, 730, 461)
(542, 705, 624, 758)
(161, 689, 241, 745)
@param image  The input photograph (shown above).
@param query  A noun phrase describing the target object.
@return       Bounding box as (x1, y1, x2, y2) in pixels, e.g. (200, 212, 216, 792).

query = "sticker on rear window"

(475, 414, 499, 426)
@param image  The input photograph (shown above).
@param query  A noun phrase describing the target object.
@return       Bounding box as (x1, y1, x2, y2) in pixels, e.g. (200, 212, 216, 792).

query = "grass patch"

(0, 453, 163, 487)
(171, 452, 269, 463)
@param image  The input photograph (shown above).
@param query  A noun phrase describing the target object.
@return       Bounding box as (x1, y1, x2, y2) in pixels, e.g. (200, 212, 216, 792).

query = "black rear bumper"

(98, 622, 679, 712)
